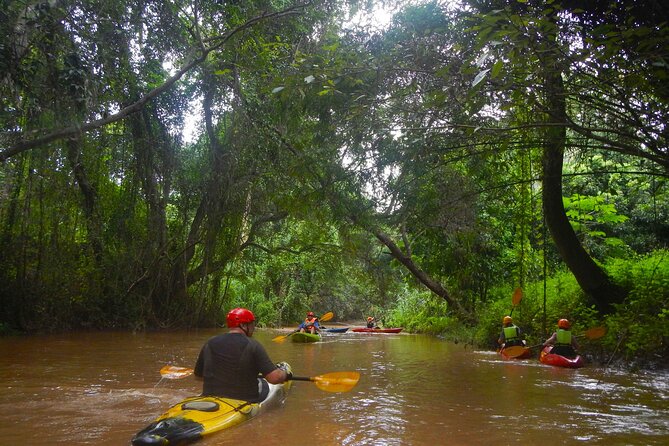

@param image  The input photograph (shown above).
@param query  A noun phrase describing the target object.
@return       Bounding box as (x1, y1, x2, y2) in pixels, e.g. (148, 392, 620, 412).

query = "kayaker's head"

(367, 316, 374, 322)
(503, 316, 513, 326)
(227, 308, 256, 337)
(558, 318, 571, 329)
(307, 311, 315, 319)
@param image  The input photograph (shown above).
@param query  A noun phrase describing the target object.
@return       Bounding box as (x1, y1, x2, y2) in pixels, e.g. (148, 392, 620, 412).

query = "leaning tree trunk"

(371, 228, 471, 319)
(541, 63, 626, 314)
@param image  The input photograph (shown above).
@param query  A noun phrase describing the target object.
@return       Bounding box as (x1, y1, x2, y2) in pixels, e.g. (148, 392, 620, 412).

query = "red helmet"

(226, 308, 255, 328)
(307, 311, 315, 317)
(558, 318, 570, 329)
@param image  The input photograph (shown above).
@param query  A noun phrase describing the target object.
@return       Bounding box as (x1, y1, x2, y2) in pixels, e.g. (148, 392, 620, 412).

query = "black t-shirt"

(194, 333, 277, 401)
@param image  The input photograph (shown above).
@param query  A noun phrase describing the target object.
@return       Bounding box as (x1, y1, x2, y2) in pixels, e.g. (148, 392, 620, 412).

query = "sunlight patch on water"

(571, 405, 663, 435)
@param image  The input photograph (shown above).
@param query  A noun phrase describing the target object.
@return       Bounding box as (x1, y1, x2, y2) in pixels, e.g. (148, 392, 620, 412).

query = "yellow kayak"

(132, 365, 292, 445)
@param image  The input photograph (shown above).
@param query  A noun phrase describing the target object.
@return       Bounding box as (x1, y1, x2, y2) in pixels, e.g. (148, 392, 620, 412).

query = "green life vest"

(556, 328, 572, 345)
(503, 325, 519, 341)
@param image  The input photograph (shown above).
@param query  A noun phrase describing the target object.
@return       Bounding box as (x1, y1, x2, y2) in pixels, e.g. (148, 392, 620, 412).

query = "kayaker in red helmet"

(194, 308, 291, 402)
(497, 315, 526, 349)
(298, 311, 321, 334)
(543, 318, 579, 357)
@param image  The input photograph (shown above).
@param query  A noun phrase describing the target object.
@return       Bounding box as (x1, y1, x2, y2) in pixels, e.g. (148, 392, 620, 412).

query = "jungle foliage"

(0, 0, 667, 366)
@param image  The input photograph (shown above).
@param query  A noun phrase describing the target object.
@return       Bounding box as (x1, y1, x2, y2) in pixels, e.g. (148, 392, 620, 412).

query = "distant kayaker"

(194, 307, 291, 402)
(366, 316, 378, 329)
(498, 316, 526, 348)
(298, 311, 320, 334)
(543, 318, 579, 357)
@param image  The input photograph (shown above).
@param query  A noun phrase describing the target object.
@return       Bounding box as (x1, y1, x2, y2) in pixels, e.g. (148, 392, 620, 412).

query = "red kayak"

(351, 328, 403, 333)
(539, 345, 583, 368)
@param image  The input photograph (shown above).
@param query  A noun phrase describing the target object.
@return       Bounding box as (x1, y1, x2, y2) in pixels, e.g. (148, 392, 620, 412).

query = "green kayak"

(290, 332, 321, 343)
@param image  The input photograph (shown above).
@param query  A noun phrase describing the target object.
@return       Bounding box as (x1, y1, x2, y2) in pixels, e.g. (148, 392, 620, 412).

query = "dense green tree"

(0, 0, 666, 333)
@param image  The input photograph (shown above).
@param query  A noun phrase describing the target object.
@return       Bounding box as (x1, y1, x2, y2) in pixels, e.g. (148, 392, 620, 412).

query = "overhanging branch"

(0, 4, 309, 162)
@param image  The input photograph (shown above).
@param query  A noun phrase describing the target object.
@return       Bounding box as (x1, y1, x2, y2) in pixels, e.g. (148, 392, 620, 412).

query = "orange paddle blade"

(512, 287, 523, 306)
(160, 365, 194, 379)
(501, 345, 529, 358)
(319, 311, 334, 322)
(584, 326, 607, 339)
(311, 371, 360, 392)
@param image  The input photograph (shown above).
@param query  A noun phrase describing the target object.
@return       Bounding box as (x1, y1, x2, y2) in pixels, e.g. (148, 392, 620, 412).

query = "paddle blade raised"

(512, 287, 523, 306)
(584, 326, 607, 339)
(319, 311, 334, 322)
(160, 365, 194, 379)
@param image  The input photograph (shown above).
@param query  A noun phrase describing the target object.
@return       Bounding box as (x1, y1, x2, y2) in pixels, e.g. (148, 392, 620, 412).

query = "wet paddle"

(159, 366, 359, 393)
(290, 371, 360, 393)
(160, 365, 194, 379)
(272, 312, 334, 343)
(502, 326, 608, 358)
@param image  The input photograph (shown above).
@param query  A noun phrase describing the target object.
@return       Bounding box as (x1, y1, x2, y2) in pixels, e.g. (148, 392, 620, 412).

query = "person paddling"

(366, 316, 378, 329)
(498, 316, 526, 349)
(298, 311, 321, 334)
(543, 318, 579, 357)
(194, 308, 291, 403)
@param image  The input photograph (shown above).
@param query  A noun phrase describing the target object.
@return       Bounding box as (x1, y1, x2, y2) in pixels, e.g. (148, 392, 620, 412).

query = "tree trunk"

(372, 228, 470, 319)
(542, 64, 626, 314)
(66, 137, 104, 261)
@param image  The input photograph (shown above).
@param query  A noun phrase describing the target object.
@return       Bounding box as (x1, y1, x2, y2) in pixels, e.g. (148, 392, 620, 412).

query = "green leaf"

(491, 60, 503, 78)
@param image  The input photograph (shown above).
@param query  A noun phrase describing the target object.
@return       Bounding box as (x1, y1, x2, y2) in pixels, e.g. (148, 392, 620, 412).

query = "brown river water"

(0, 328, 667, 445)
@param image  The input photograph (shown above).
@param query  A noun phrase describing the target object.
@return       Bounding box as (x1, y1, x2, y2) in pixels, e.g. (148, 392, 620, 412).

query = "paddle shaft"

(522, 326, 605, 347)
(289, 376, 313, 382)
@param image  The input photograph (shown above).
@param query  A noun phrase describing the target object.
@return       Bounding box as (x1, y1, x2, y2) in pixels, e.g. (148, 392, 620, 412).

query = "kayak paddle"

(158, 365, 360, 393)
(579, 326, 607, 340)
(272, 311, 334, 343)
(290, 371, 360, 393)
(502, 326, 608, 358)
(160, 365, 194, 379)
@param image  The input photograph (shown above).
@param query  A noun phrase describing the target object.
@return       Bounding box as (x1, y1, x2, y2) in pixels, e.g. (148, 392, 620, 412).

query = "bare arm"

(543, 333, 557, 346)
(265, 368, 289, 384)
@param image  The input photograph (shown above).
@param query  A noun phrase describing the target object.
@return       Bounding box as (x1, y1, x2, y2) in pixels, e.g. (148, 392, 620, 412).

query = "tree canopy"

(1, 0, 667, 337)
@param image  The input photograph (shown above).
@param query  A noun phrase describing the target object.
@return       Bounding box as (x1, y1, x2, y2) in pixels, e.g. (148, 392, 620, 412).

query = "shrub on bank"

(385, 251, 668, 369)
(475, 250, 669, 368)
